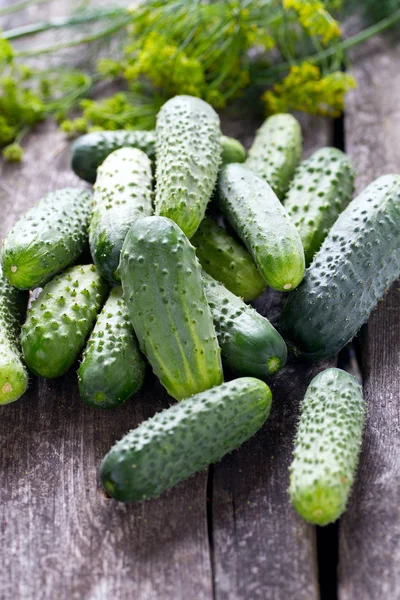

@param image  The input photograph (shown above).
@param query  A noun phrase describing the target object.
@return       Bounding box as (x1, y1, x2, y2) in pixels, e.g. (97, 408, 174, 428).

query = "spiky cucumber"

(90, 147, 153, 283)
(285, 147, 355, 265)
(203, 273, 287, 378)
(280, 175, 400, 359)
(221, 135, 246, 164)
(0, 264, 28, 404)
(2, 188, 91, 290)
(155, 95, 221, 238)
(100, 377, 272, 502)
(289, 368, 364, 526)
(218, 164, 305, 291)
(78, 287, 145, 409)
(21, 264, 108, 378)
(120, 216, 223, 400)
(245, 114, 302, 200)
(191, 217, 265, 301)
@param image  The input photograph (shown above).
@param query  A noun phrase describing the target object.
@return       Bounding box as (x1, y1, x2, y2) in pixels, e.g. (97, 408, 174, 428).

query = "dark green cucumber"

(90, 147, 153, 283)
(100, 377, 272, 502)
(289, 368, 364, 526)
(285, 147, 355, 265)
(78, 287, 145, 409)
(203, 272, 287, 378)
(221, 135, 246, 164)
(0, 263, 28, 404)
(218, 164, 305, 291)
(191, 217, 265, 301)
(155, 95, 221, 238)
(245, 114, 302, 200)
(2, 188, 91, 290)
(120, 216, 223, 400)
(280, 175, 400, 360)
(21, 264, 108, 378)
(71, 130, 156, 184)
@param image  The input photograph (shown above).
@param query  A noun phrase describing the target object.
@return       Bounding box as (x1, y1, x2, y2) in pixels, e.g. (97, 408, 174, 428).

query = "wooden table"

(0, 4, 399, 599)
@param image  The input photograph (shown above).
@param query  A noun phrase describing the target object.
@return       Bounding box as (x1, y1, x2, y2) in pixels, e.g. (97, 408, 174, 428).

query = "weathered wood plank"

(339, 34, 400, 600)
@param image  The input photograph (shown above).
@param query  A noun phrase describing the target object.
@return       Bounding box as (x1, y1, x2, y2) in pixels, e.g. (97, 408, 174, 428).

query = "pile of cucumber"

(1, 94, 399, 526)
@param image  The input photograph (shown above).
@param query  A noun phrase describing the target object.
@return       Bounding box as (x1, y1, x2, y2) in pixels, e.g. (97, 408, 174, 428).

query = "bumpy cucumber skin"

(0, 264, 28, 404)
(285, 147, 355, 266)
(203, 272, 287, 378)
(155, 95, 221, 238)
(21, 264, 108, 378)
(245, 114, 302, 200)
(78, 287, 145, 409)
(90, 148, 153, 283)
(280, 175, 400, 360)
(2, 188, 91, 290)
(71, 130, 156, 183)
(221, 135, 246, 165)
(289, 368, 364, 526)
(120, 216, 223, 401)
(100, 377, 272, 502)
(191, 217, 265, 301)
(218, 164, 305, 291)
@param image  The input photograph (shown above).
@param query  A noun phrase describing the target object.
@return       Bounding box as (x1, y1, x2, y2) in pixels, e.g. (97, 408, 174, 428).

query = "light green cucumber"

(289, 368, 364, 526)
(221, 135, 246, 164)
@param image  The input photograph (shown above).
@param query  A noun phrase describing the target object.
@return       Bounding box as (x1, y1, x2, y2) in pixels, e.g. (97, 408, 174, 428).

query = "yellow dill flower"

(283, 0, 341, 44)
(263, 62, 356, 117)
(246, 26, 275, 50)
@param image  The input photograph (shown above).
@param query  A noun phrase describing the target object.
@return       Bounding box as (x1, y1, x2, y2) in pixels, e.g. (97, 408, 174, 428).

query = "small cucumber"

(21, 264, 108, 378)
(218, 164, 305, 291)
(78, 287, 146, 409)
(191, 217, 265, 301)
(100, 377, 272, 502)
(245, 114, 302, 200)
(120, 216, 223, 400)
(155, 95, 221, 238)
(280, 175, 400, 360)
(2, 188, 91, 290)
(203, 272, 287, 378)
(221, 135, 246, 164)
(0, 264, 28, 404)
(289, 368, 364, 526)
(90, 147, 153, 283)
(285, 147, 355, 265)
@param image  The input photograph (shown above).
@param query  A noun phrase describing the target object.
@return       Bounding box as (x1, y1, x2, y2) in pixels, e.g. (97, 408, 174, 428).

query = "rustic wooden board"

(339, 34, 400, 600)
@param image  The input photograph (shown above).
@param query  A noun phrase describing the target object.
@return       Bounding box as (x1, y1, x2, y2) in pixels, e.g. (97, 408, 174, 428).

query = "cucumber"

(218, 164, 305, 291)
(120, 216, 223, 400)
(155, 95, 221, 238)
(0, 263, 28, 404)
(245, 114, 302, 200)
(280, 175, 400, 360)
(100, 377, 272, 502)
(191, 217, 265, 301)
(21, 264, 108, 378)
(2, 188, 91, 290)
(284, 147, 355, 265)
(78, 287, 146, 409)
(289, 368, 364, 525)
(71, 130, 243, 184)
(203, 272, 287, 378)
(90, 147, 153, 283)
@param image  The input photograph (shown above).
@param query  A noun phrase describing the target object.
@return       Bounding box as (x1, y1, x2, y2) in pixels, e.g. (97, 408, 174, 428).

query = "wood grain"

(339, 34, 400, 600)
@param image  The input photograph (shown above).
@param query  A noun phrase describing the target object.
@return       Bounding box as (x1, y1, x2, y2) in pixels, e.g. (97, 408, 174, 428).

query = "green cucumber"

(218, 164, 305, 291)
(21, 264, 108, 378)
(280, 174, 400, 360)
(221, 135, 246, 164)
(285, 147, 355, 265)
(90, 147, 153, 283)
(155, 95, 221, 238)
(245, 114, 302, 200)
(191, 217, 265, 301)
(289, 368, 364, 526)
(0, 263, 28, 404)
(203, 272, 287, 378)
(78, 287, 145, 409)
(120, 216, 223, 400)
(2, 188, 91, 290)
(100, 377, 272, 502)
